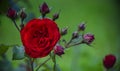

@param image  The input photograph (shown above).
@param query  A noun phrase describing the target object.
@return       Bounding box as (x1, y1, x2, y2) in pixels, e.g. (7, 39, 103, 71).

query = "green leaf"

(12, 46, 25, 60)
(0, 44, 10, 55)
(42, 64, 52, 71)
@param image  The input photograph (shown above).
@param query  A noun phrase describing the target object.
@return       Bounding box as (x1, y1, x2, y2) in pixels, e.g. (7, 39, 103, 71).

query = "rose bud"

(61, 27, 68, 36)
(7, 8, 17, 20)
(78, 22, 85, 31)
(53, 12, 59, 21)
(54, 44, 64, 56)
(39, 2, 50, 18)
(103, 54, 116, 69)
(83, 33, 94, 44)
(20, 10, 27, 21)
(72, 31, 79, 39)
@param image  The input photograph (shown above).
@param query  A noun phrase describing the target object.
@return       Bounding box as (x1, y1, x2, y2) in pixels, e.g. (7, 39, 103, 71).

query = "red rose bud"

(83, 33, 94, 44)
(103, 54, 116, 69)
(20, 10, 27, 21)
(61, 27, 68, 36)
(78, 22, 85, 31)
(39, 2, 50, 17)
(20, 18, 60, 58)
(72, 31, 79, 39)
(7, 8, 17, 20)
(54, 44, 64, 56)
(53, 12, 59, 21)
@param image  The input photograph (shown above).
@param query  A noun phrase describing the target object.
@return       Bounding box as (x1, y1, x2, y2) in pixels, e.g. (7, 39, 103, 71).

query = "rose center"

(33, 28, 49, 38)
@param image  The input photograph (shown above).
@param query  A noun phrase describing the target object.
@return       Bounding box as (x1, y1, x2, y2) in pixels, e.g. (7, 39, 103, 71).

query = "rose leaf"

(12, 46, 25, 60)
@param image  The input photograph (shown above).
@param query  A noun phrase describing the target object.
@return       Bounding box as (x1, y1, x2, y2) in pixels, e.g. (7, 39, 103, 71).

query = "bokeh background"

(0, 0, 120, 71)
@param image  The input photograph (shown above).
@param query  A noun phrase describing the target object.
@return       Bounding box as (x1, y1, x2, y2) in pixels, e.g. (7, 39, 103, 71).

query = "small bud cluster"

(54, 15, 95, 56)
(39, 2, 59, 21)
(7, 8, 27, 21)
(7, 8, 27, 30)
(73, 22, 94, 45)
(55, 20, 95, 56)
(61, 21, 95, 46)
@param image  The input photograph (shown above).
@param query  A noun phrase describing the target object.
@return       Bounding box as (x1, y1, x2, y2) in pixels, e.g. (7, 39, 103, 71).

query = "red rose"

(20, 18, 60, 58)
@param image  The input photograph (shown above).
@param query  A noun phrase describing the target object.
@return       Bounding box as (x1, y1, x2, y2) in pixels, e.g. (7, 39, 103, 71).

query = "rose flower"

(20, 18, 60, 58)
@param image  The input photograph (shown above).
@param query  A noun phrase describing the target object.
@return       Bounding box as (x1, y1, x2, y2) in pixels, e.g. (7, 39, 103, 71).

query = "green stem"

(35, 57, 51, 71)
(20, 19, 24, 29)
(21, 19, 23, 24)
(30, 58, 34, 71)
(53, 54, 56, 71)
(65, 37, 84, 48)
(66, 41, 84, 48)
(42, 14, 46, 18)
(65, 38, 72, 48)
(12, 20, 20, 31)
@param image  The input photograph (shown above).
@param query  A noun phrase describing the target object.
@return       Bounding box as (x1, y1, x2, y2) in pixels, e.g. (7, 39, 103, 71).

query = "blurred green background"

(0, 0, 120, 71)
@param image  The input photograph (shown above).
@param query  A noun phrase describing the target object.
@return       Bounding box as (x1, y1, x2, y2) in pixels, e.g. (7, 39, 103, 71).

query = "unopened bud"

(7, 8, 17, 20)
(103, 54, 116, 69)
(54, 44, 64, 56)
(20, 9, 27, 21)
(78, 22, 85, 31)
(53, 12, 60, 21)
(61, 27, 68, 36)
(39, 2, 50, 17)
(72, 31, 79, 39)
(83, 33, 94, 44)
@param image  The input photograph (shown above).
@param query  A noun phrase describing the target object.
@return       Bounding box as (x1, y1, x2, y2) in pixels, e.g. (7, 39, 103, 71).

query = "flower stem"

(12, 20, 20, 31)
(20, 19, 24, 29)
(67, 41, 84, 48)
(42, 14, 45, 18)
(35, 57, 51, 71)
(53, 54, 56, 71)
(30, 58, 34, 71)
(65, 38, 72, 48)
(65, 37, 84, 48)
